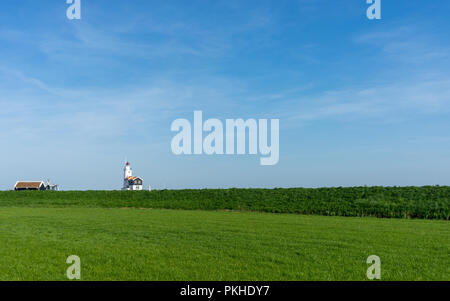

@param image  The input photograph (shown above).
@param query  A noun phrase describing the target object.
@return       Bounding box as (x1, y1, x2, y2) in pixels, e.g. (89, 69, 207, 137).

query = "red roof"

(15, 181, 45, 189)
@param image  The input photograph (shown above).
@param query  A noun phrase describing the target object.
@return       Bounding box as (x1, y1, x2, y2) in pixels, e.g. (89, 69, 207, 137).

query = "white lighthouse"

(122, 161, 143, 191)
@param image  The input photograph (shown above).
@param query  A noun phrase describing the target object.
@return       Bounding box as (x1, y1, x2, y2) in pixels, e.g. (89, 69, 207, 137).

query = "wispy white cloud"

(354, 26, 450, 65)
(270, 25, 450, 125)
(0, 65, 251, 143)
(280, 78, 450, 124)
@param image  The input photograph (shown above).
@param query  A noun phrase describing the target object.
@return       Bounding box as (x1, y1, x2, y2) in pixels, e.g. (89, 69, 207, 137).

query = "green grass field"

(0, 207, 448, 281)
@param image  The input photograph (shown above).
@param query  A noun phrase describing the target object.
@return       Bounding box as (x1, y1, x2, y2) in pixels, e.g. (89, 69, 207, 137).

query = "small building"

(14, 181, 47, 191)
(122, 161, 143, 191)
(46, 179, 59, 191)
(14, 180, 59, 191)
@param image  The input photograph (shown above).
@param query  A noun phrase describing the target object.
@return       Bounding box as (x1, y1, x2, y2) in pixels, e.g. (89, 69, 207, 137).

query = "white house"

(122, 161, 143, 191)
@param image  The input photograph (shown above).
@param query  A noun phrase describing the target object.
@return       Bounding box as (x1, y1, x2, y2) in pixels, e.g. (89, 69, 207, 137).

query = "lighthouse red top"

(126, 162, 130, 166)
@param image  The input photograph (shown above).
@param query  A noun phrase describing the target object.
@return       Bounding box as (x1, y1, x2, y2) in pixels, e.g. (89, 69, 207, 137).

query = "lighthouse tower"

(124, 162, 132, 179)
(122, 161, 143, 191)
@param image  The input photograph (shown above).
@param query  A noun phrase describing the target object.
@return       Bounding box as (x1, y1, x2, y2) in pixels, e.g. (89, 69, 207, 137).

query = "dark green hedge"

(0, 186, 449, 219)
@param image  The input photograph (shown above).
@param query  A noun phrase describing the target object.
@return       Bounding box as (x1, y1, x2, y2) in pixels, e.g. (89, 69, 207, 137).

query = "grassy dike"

(0, 186, 449, 219)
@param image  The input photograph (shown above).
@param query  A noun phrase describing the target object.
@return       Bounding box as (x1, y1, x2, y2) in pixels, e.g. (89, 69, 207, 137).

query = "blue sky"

(1, 0, 449, 190)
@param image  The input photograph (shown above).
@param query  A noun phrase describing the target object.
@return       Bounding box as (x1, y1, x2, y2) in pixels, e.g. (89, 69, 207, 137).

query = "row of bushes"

(0, 186, 449, 219)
